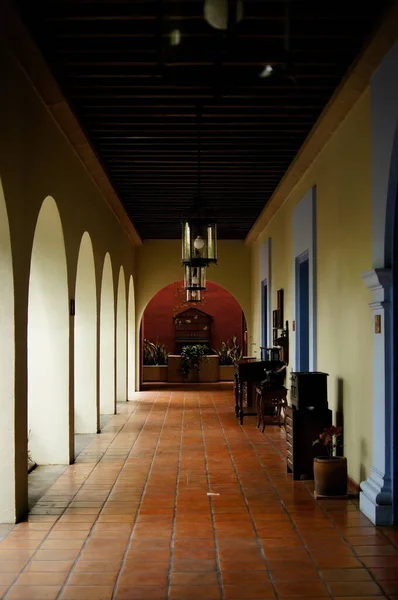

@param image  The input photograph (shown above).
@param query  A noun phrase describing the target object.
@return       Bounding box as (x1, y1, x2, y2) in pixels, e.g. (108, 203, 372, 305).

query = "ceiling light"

(170, 29, 181, 46)
(204, 0, 243, 30)
(184, 265, 207, 291)
(259, 65, 273, 78)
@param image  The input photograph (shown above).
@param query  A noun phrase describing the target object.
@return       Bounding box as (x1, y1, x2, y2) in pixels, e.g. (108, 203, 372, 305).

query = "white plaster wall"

(28, 197, 69, 465)
(116, 266, 127, 403)
(259, 238, 272, 348)
(74, 232, 97, 435)
(127, 275, 136, 398)
(100, 253, 116, 415)
(0, 178, 15, 521)
(292, 187, 317, 371)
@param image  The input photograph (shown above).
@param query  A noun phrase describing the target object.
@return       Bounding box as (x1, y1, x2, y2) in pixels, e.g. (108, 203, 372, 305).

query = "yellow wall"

(250, 90, 373, 484)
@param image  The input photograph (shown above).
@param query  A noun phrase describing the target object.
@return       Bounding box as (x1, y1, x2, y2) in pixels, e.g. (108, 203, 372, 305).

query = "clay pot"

(314, 456, 347, 497)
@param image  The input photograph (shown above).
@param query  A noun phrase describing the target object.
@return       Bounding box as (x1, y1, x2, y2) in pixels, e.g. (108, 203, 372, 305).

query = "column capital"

(361, 268, 392, 292)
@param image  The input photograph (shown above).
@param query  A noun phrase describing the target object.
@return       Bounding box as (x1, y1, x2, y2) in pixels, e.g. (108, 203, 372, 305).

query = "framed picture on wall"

(273, 328, 278, 345)
(277, 289, 284, 329)
(272, 309, 278, 328)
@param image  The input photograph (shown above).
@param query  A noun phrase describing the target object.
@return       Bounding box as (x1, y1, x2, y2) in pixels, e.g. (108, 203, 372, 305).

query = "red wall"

(143, 281, 244, 354)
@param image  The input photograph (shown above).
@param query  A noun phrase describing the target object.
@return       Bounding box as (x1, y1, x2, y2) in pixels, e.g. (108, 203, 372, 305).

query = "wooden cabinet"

(285, 406, 332, 480)
(174, 307, 212, 353)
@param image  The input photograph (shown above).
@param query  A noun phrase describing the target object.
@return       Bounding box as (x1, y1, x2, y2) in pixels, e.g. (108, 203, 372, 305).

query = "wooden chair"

(256, 384, 288, 433)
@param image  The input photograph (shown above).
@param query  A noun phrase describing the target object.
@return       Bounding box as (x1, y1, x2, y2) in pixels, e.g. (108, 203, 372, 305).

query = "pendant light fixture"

(186, 289, 202, 303)
(184, 264, 207, 292)
(182, 105, 217, 268)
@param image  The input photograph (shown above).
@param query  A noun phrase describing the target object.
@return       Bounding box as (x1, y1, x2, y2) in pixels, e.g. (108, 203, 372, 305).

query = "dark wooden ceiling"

(14, 0, 392, 239)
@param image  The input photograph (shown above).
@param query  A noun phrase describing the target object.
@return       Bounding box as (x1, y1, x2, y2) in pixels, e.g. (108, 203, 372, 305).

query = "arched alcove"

(100, 253, 115, 415)
(74, 232, 97, 438)
(0, 177, 16, 521)
(141, 280, 247, 385)
(127, 275, 136, 398)
(28, 196, 69, 465)
(116, 266, 127, 403)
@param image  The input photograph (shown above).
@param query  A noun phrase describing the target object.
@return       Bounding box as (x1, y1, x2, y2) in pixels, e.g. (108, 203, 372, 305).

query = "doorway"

(296, 251, 310, 371)
(261, 279, 268, 358)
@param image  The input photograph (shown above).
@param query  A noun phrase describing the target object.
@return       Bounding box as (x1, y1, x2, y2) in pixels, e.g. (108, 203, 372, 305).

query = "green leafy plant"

(143, 339, 169, 366)
(180, 344, 209, 380)
(213, 335, 242, 365)
(313, 425, 343, 458)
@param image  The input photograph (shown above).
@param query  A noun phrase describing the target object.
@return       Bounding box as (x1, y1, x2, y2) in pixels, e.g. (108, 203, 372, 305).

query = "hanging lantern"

(186, 289, 202, 303)
(184, 264, 206, 291)
(182, 212, 217, 267)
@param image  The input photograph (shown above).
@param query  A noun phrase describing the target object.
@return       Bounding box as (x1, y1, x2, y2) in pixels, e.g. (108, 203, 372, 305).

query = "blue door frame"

(296, 251, 310, 371)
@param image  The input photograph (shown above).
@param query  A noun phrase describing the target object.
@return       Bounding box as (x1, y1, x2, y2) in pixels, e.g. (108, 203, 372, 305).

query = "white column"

(360, 268, 393, 525)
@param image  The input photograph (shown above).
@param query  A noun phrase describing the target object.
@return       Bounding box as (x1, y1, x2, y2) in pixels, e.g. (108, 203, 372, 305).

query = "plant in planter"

(214, 335, 242, 365)
(180, 344, 209, 381)
(312, 425, 347, 497)
(143, 339, 169, 365)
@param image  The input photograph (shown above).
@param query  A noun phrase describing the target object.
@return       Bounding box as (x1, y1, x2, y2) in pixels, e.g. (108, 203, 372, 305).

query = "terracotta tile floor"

(1, 386, 398, 599)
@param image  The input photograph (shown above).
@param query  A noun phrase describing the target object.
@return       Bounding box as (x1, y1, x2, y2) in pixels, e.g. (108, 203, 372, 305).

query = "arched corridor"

(28, 197, 70, 466)
(74, 232, 97, 437)
(99, 253, 115, 416)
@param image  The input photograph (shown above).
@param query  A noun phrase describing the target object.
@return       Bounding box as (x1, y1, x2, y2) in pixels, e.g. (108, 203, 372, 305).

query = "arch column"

(128, 275, 136, 398)
(28, 196, 70, 465)
(116, 267, 127, 402)
(360, 269, 393, 524)
(74, 233, 97, 435)
(360, 41, 398, 524)
(100, 253, 115, 415)
(0, 178, 16, 522)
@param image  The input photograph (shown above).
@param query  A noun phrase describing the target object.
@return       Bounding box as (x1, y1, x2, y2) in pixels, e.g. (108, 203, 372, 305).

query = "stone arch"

(28, 196, 69, 465)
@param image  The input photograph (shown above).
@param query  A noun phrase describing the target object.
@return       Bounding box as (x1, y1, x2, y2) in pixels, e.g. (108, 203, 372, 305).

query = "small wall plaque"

(292, 320, 296, 332)
(375, 314, 381, 334)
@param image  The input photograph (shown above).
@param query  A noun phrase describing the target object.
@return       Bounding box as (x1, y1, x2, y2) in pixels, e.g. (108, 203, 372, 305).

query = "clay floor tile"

(24, 560, 74, 572)
(59, 585, 114, 600)
(114, 585, 167, 600)
(14, 571, 68, 586)
(327, 581, 384, 596)
(168, 585, 221, 599)
(171, 559, 217, 572)
(320, 568, 373, 581)
(354, 545, 398, 556)
(170, 571, 219, 586)
(223, 582, 275, 599)
(6, 584, 62, 599)
(221, 570, 271, 585)
(274, 581, 330, 597)
(73, 560, 122, 573)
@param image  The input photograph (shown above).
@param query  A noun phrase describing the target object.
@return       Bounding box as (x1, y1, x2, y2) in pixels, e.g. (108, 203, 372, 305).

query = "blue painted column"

(360, 41, 398, 525)
(360, 269, 393, 524)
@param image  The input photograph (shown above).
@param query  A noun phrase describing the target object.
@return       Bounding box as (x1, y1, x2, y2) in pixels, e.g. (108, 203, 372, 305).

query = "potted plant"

(180, 344, 209, 382)
(313, 425, 347, 497)
(142, 339, 169, 382)
(214, 335, 242, 381)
